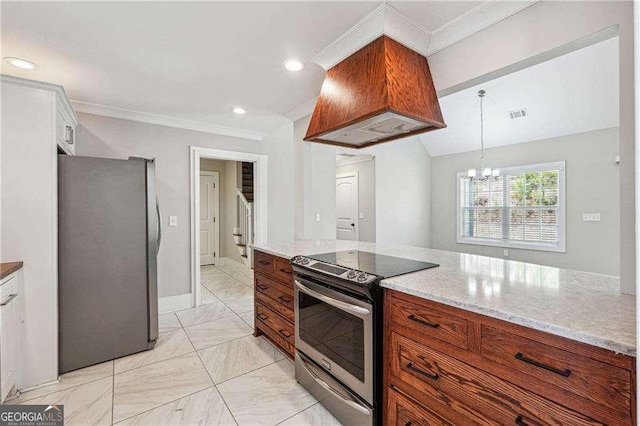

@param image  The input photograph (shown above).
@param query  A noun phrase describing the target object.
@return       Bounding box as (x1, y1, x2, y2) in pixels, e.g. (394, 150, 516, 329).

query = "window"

(456, 161, 565, 252)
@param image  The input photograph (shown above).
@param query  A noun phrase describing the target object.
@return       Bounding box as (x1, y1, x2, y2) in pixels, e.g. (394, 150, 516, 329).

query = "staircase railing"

(236, 188, 254, 263)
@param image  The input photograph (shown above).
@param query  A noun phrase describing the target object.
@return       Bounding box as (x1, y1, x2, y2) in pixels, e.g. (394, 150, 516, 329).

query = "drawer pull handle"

(258, 260, 270, 266)
(256, 284, 268, 291)
(514, 352, 571, 377)
(0, 294, 18, 306)
(406, 362, 439, 380)
(515, 415, 527, 426)
(278, 295, 291, 304)
(257, 313, 267, 320)
(407, 314, 439, 329)
(278, 268, 292, 274)
(278, 329, 291, 338)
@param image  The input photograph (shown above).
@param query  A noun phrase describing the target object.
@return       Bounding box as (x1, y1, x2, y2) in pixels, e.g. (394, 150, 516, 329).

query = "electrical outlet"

(169, 216, 178, 227)
(503, 249, 509, 257)
(359, 212, 365, 219)
(583, 213, 601, 222)
(315, 213, 321, 222)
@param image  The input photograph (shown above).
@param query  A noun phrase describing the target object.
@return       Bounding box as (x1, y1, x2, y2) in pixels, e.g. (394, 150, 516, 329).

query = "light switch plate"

(359, 212, 365, 219)
(169, 216, 178, 227)
(583, 213, 601, 222)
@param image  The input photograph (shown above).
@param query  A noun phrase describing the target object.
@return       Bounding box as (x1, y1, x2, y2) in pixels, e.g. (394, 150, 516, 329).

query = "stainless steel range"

(292, 250, 438, 426)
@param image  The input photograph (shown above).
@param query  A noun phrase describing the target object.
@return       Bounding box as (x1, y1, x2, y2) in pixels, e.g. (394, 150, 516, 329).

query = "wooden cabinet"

(386, 383, 452, 426)
(384, 289, 636, 425)
(0, 268, 23, 403)
(253, 250, 295, 358)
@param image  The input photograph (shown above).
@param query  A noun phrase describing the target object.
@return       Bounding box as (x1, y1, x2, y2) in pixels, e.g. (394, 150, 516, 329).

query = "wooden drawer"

(389, 292, 468, 350)
(390, 331, 602, 425)
(255, 281, 293, 322)
(480, 326, 633, 418)
(254, 250, 275, 275)
(387, 386, 452, 426)
(256, 301, 294, 356)
(274, 256, 294, 284)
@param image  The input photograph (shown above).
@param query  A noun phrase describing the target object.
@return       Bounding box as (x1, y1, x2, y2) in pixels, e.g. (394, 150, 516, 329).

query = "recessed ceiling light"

(232, 106, 246, 114)
(4, 57, 39, 70)
(284, 59, 304, 72)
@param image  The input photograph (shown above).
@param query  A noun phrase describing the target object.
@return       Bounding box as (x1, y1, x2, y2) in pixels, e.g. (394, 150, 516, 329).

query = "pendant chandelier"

(468, 89, 499, 180)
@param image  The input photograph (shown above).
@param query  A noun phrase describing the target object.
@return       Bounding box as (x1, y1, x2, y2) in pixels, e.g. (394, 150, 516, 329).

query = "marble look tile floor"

(12, 262, 342, 426)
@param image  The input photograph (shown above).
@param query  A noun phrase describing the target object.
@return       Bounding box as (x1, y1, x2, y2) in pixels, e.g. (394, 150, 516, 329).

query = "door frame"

(190, 147, 268, 307)
(336, 171, 359, 241)
(199, 171, 220, 267)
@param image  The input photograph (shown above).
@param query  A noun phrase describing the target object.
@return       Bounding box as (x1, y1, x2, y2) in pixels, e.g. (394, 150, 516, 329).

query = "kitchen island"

(252, 240, 636, 425)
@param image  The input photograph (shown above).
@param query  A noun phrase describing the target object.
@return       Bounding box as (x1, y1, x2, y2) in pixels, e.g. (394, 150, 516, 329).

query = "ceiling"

(420, 36, 620, 157)
(0, 1, 481, 135)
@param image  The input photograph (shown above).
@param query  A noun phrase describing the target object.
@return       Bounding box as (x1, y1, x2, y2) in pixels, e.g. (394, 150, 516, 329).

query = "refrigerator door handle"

(156, 197, 162, 255)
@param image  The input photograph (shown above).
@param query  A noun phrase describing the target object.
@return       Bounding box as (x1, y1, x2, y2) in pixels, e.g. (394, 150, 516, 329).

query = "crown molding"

(311, 0, 539, 70)
(71, 100, 266, 141)
(312, 3, 431, 70)
(1, 74, 79, 126)
(284, 97, 317, 122)
(428, 0, 540, 55)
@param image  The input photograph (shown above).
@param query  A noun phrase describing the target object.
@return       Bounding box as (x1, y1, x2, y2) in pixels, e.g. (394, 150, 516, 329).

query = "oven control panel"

(291, 256, 378, 285)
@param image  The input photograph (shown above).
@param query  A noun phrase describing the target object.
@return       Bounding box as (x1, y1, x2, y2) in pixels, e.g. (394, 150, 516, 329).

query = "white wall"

(294, 115, 337, 240)
(262, 122, 295, 243)
(1, 83, 58, 387)
(431, 128, 620, 276)
(294, 118, 432, 247)
(77, 113, 294, 297)
(428, 0, 634, 292)
(336, 158, 376, 242)
(363, 137, 432, 247)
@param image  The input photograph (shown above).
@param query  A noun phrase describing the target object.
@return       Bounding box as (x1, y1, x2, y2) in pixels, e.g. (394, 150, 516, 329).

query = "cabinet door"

(1, 277, 17, 402)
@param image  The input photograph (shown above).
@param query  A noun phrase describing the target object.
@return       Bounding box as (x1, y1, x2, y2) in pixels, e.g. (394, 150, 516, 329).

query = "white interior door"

(336, 172, 359, 241)
(200, 173, 219, 265)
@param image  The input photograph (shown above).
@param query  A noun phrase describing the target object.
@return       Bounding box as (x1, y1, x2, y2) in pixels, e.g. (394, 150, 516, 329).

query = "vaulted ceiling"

(420, 37, 619, 157)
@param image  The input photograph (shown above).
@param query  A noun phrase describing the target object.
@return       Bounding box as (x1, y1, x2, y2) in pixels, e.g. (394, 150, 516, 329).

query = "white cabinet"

(0, 272, 21, 402)
(1, 75, 77, 389)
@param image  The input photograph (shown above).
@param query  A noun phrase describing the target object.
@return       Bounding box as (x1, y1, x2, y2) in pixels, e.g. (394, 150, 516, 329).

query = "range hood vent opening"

(304, 35, 446, 149)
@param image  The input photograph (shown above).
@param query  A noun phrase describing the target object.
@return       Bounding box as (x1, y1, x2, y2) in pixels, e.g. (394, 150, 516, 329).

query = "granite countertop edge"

(251, 241, 636, 357)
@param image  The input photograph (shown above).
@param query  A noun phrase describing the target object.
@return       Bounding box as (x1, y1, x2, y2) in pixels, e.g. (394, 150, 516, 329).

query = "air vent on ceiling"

(508, 109, 528, 120)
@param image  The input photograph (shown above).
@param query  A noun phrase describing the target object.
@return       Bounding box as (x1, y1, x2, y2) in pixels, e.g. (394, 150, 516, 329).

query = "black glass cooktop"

(308, 250, 438, 278)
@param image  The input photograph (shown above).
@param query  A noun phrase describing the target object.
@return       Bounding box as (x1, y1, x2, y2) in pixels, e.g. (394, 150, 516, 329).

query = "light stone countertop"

(251, 240, 636, 357)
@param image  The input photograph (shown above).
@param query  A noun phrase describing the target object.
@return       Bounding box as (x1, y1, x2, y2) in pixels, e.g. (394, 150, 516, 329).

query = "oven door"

(294, 276, 373, 405)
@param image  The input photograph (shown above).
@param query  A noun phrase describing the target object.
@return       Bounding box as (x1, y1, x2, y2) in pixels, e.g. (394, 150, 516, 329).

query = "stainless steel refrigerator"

(58, 155, 160, 374)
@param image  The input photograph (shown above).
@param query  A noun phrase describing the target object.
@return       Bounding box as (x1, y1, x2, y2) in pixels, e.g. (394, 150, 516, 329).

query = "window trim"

(455, 161, 566, 253)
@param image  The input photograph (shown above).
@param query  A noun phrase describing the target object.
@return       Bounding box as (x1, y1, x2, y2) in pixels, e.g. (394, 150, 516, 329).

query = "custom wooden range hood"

(304, 35, 446, 148)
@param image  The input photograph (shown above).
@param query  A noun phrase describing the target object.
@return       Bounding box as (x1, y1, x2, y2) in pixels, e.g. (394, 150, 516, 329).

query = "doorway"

(190, 147, 268, 308)
(199, 171, 219, 266)
(336, 172, 359, 241)
(336, 153, 376, 242)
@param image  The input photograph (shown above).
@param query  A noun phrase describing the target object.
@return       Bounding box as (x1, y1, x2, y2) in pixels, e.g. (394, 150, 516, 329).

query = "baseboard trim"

(158, 293, 193, 313)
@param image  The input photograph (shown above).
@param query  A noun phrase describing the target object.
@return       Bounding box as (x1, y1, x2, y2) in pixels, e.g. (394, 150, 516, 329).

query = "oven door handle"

(295, 280, 370, 316)
(298, 353, 372, 416)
